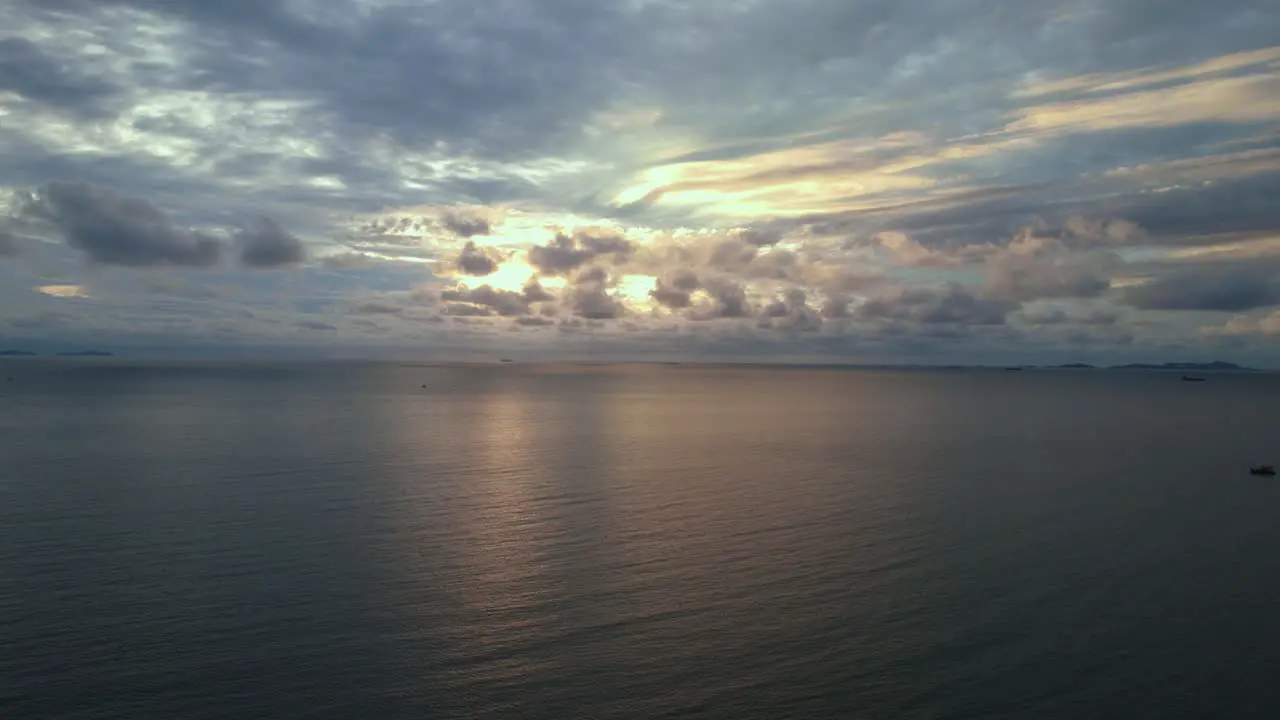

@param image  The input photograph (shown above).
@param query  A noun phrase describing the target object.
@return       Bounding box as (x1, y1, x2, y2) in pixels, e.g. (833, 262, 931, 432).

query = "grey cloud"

(984, 234, 1120, 302)
(515, 315, 557, 327)
(706, 240, 758, 272)
(18, 183, 222, 267)
(137, 275, 225, 300)
(237, 218, 306, 267)
(297, 319, 337, 331)
(441, 285, 528, 317)
(1123, 264, 1280, 311)
(442, 303, 496, 317)
(0, 228, 20, 257)
(736, 228, 783, 247)
(859, 284, 1014, 326)
(354, 301, 403, 315)
(757, 289, 822, 332)
(1118, 173, 1280, 243)
(456, 241, 501, 276)
(7, 311, 74, 331)
(0, 37, 119, 117)
(820, 294, 850, 319)
(1017, 307, 1122, 327)
(690, 277, 749, 321)
(529, 230, 635, 276)
(571, 291, 623, 321)
(574, 266, 609, 286)
(440, 212, 491, 238)
(568, 266, 624, 320)
(522, 279, 556, 303)
(650, 269, 699, 309)
(650, 284, 691, 307)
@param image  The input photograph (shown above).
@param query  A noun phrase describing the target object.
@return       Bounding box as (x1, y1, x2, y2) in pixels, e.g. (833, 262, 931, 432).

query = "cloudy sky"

(2, 0, 1278, 363)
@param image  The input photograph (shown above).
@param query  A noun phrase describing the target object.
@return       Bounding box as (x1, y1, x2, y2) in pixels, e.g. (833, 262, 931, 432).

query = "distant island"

(1106, 361, 1247, 371)
(0, 350, 37, 356)
(941, 360, 1255, 371)
(55, 350, 115, 357)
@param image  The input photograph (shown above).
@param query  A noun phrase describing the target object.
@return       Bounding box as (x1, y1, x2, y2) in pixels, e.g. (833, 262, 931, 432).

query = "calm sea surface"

(3, 361, 1279, 719)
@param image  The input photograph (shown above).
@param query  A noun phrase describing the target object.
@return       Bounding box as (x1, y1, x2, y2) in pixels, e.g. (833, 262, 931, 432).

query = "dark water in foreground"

(3, 361, 1279, 719)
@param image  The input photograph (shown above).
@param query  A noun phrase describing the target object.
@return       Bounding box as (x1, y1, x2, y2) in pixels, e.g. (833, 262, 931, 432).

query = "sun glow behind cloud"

(37, 285, 91, 299)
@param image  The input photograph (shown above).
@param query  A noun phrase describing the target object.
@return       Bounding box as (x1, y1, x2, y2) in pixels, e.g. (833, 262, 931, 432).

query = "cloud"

(237, 218, 306, 267)
(858, 284, 1014, 326)
(983, 232, 1119, 302)
(1204, 310, 1280, 338)
(440, 211, 492, 238)
(353, 300, 404, 315)
(0, 37, 119, 117)
(522, 278, 556, 303)
(1123, 263, 1280, 311)
(649, 269, 699, 309)
(440, 284, 529, 317)
(756, 288, 822, 332)
(819, 294, 851, 319)
(1017, 307, 1121, 327)
(1007, 47, 1280, 135)
(529, 229, 635, 276)
(0, 227, 19, 257)
(455, 241, 502, 276)
(297, 319, 337, 331)
(515, 315, 556, 327)
(3, 0, 1279, 364)
(442, 302, 496, 317)
(691, 276, 750, 320)
(321, 252, 375, 270)
(567, 266, 625, 319)
(17, 183, 222, 267)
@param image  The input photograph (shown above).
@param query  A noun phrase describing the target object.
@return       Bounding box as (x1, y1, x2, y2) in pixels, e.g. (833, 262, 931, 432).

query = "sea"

(3, 360, 1279, 719)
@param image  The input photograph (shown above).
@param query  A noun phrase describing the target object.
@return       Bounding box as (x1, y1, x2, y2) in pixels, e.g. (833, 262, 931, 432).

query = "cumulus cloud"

(440, 210, 492, 238)
(984, 232, 1120, 302)
(650, 269, 699, 309)
(529, 230, 635, 276)
(757, 288, 822, 332)
(237, 218, 306, 267)
(820, 294, 851, 319)
(455, 241, 502, 276)
(568, 266, 625, 319)
(522, 279, 556, 303)
(691, 277, 750, 320)
(18, 183, 222, 267)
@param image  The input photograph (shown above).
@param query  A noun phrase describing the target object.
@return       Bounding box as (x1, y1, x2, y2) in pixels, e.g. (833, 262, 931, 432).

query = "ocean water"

(3, 361, 1279, 719)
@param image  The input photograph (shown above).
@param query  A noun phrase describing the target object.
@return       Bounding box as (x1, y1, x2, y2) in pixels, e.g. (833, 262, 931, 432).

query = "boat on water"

(1249, 465, 1276, 476)
(1181, 375, 1206, 382)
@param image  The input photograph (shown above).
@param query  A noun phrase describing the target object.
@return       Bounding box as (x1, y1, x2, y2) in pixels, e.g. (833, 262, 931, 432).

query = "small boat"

(1249, 465, 1276, 476)
(1181, 375, 1206, 382)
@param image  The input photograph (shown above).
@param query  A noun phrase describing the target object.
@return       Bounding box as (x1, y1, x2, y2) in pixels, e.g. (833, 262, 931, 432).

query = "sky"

(2, 0, 1279, 364)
